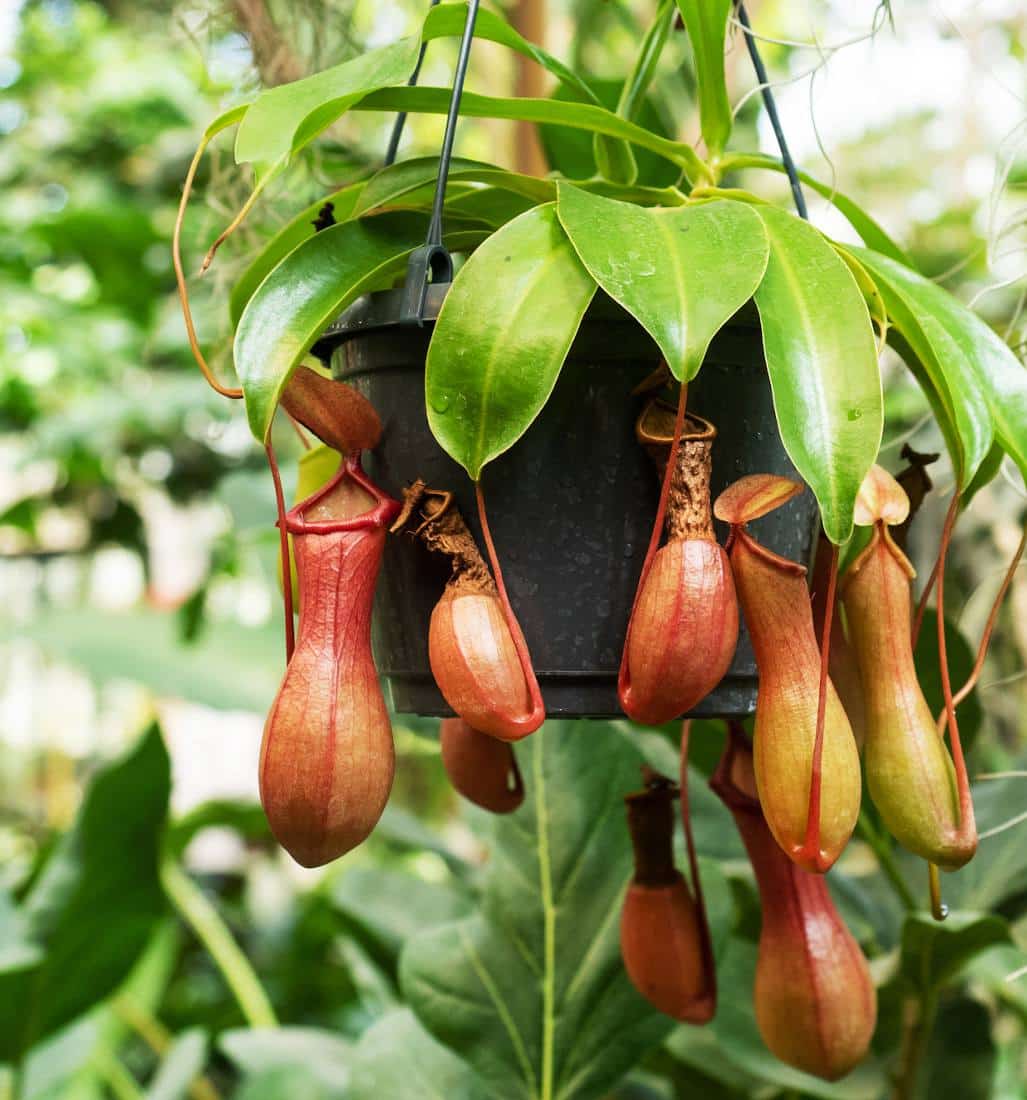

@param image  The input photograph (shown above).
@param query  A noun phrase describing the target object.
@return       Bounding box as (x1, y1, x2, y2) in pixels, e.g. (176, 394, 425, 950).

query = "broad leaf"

(540, 79, 682, 189)
(753, 206, 882, 543)
(721, 153, 911, 264)
(423, 3, 599, 106)
(0, 725, 170, 1061)
(425, 204, 595, 478)
(229, 183, 366, 325)
(856, 248, 1024, 483)
(349, 1010, 486, 1100)
(146, 1030, 208, 1100)
(356, 87, 710, 184)
(446, 188, 538, 228)
(23, 922, 181, 1100)
(354, 157, 555, 218)
(922, 998, 997, 1100)
(234, 38, 421, 167)
(675, 0, 732, 157)
(333, 868, 473, 961)
(220, 1029, 352, 1098)
(854, 248, 994, 487)
(899, 911, 1011, 993)
(234, 212, 488, 442)
(400, 722, 675, 1100)
(556, 187, 769, 380)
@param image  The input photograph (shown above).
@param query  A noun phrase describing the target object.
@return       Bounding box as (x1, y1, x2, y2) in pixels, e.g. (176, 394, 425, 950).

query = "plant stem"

(857, 812, 916, 911)
(93, 1051, 144, 1100)
(161, 860, 278, 1029)
(114, 995, 222, 1100)
(892, 988, 938, 1100)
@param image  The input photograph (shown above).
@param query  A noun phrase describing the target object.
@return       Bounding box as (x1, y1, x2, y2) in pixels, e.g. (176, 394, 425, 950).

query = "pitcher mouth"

(283, 455, 401, 535)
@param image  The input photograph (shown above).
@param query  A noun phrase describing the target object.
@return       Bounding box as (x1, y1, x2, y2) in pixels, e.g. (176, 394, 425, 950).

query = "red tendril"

(475, 481, 546, 734)
(679, 720, 717, 1015)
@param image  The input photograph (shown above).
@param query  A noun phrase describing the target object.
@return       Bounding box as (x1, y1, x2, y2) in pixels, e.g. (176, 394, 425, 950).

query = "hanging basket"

(314, 291, 819, 719)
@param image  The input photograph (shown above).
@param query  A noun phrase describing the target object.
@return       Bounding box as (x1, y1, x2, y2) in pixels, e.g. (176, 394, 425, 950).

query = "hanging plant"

(173, 0, 1027, 1084)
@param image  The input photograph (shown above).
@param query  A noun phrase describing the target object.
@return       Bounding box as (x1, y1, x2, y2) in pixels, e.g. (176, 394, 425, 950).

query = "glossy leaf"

(400, 721, 674, 1100)
(349, 1010, 486, 1100)
(235, 212, 488, 442)
(899, 911, 1010, 993)
(354, 157, 555, 218)
(753, 206, 882, 543)
(425, 204, 595, 478)
(676, 0, 732, 157)
(0, 725, 170, 1061)
(423, 3, 599, 106)
(557, 187, 767, 380)
(234, 38, 421, 167)
(229, 183, 366, 324)
(722, 153, 911, 264)
(856, 248, 1023, 483)
(356, 86, 710, 183)
(540, 78, 682, 189)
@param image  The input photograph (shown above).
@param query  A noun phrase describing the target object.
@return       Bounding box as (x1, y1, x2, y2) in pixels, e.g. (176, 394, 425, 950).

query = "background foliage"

(1, 1, 1026, 1097)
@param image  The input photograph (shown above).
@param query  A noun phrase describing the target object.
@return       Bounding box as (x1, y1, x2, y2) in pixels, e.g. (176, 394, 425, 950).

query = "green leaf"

(425, 203, 595, 478)
(400, 721, 675, 1100)
(234, 38, 421, 167)
(675, 0, 732, 157)
(356, 86, 711, 184)
(146, 1030, 208, 1100)
(229, 183, 366, 325)
(899, 911, 1011, 992)
(23, 923, 181, 1100)
(859, 249, 1025, 484)
(961, 442, 1005, 508)
(332, 869, 473, 961)
(445, 188, 539, 228)
(0, 725, 170, 1061)
(349, 1010, 487, 1100)
(235, 212, 488, 442)
(422, 3, 599, 106)
(922, 998, 997, 1100)
(556, 187, 769, 380)
(354, 157, 555, 218)
(540, 79, 682, 189)
(853, 248, 995, 488)
(721, 153, 911, 264)
(752, 206, 882, 543)
(220, 1029, 352, 1099)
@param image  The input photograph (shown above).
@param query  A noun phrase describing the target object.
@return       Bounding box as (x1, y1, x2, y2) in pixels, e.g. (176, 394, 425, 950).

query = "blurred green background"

(1, 1, 1026, 1097)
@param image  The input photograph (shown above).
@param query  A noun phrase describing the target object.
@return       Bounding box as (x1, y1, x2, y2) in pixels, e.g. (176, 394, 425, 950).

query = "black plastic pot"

(316, 287, 819, 719)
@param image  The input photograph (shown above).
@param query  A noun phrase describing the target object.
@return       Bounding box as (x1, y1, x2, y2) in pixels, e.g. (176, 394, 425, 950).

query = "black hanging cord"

(384, 0, 443, 167)
(401, 0, 481, 324)
(734, 2, 808, 221)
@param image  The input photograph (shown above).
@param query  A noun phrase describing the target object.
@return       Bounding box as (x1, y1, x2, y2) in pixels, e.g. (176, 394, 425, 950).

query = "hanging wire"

(734, 2, 808, 220)
(384, 0, 443, 166)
